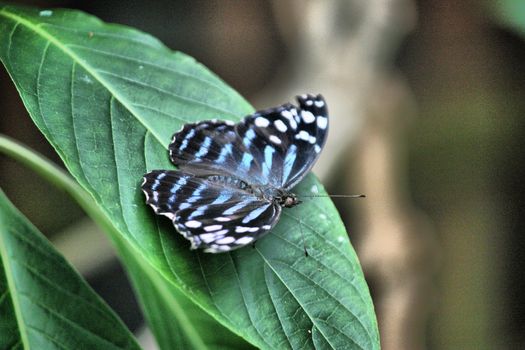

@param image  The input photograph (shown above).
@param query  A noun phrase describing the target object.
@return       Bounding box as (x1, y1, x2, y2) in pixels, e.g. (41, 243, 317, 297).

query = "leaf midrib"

(0, 7, 167, 146)
(0, 9, 261, 343)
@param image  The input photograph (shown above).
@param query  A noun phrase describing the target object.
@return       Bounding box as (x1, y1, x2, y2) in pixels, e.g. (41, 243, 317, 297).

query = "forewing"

(174, 200, 281, 253)
(235, 94, 328, 189)
(168, 120, 264, 185)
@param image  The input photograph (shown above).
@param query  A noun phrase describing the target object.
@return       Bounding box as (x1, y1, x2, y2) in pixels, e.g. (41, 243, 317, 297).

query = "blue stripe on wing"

(169, 120, 264, 186)
(235, 94, 328, 189)
(142, 170, 246, 220)
(142, 170, 279, 252)
(174, 200, 281, 253)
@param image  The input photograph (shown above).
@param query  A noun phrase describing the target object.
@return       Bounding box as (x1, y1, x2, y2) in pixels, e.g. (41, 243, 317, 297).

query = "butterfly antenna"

(300, 194, 366, 199)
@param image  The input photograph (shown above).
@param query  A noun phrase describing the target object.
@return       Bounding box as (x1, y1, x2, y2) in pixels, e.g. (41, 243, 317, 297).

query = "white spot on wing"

(200, 233, 220, 243)
(235, 226, 258, 233)
(281, 110, 297, 129)
(315, 100, 325, 108)
(39, 10, 53, 16)
(185, 220, 202, 228)
(317, 116, 328, 129)
(314, 145, 322, 153)
(215, 217, 232, 222)
(161, 212, 175, 220)
(216, 236, 236, 244)
(255, 117, 270, 127)
(274, 120, 287, 132)
(204, 224, 223, 232)
(236, 236, 254, 245)
(206, 244, 231, 252)
(295, 130, 310, 141)
(269, 135, 282, 144)
(302, 111, 316, 123)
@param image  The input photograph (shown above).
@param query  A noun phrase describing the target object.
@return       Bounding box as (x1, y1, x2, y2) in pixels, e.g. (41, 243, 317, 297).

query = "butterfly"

(141, 94, 328, 253)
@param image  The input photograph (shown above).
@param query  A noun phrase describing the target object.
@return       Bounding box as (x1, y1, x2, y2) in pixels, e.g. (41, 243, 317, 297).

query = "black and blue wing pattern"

(142, 94, 329, 253)
(168, 120, 265, 186)
(142, 170, 280, 252)
(236, 93, 328, 189)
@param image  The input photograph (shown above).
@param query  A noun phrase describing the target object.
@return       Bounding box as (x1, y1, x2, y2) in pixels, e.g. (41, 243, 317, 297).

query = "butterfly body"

(142, 94, 328, 253)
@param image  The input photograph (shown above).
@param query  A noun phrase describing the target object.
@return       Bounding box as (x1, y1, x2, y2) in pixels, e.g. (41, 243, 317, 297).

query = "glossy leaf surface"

(0, 4, 379, 349)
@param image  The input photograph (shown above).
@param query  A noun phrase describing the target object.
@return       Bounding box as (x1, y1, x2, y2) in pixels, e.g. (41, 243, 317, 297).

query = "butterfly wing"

(169, 94, 328, 189)
(145, 94, 328, 252)
(174, 199, 281, 253)
(168, 120, 265, 186)
(235, 93, 328, 189)
(142, 170, 280, 252)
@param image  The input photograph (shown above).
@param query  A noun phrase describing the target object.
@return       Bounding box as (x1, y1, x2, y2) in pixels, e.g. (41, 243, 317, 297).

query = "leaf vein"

(0, 8, 167, 145)
(228, 254, 272, 348)
(35, 40, 53, 139)
(96, 69, 239, 119)
(40, 22, 162, 49)
(21, 309, 125, 350)
(256, 250, 368, 350)
(274, 260, 370, 349)
(5, 21, 19, 70)
(263, 267, 296, 350)
(67, 44, 233, 95)
(9, 255, 117, 325)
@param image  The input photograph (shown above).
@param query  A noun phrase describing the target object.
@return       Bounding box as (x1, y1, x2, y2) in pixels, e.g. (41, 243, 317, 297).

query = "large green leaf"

(116, 236, 253, 350)
(0, 188, 140, 349)
(0, 4, 379, 349)
(0, 134, 253, 350)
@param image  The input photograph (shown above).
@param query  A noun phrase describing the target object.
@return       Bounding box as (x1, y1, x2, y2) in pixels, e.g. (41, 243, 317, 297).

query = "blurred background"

(1, 1, 524, 349)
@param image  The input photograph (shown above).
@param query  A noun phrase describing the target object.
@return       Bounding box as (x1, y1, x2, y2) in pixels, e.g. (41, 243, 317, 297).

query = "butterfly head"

(276, 191, 301, 208)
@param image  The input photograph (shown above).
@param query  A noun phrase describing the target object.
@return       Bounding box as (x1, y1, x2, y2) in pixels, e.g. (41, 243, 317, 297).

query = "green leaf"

(0, 188, 140, 349)
(0, 4, 379, 349)
(117, 237, 254, 350)
(0, 135, 253, 350)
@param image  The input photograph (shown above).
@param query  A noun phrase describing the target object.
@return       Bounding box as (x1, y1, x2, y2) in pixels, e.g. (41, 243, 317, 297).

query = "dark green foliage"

(0, 3, 379, 349)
